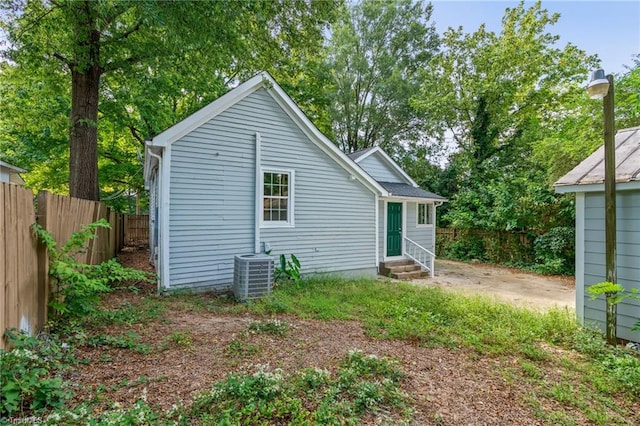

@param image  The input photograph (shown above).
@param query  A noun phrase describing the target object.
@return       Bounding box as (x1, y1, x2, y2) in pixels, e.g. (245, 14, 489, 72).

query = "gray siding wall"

(583, 190, 640, 342)
(168, 88, 376, 291)
(0, 168, 9, 183)
(359, 153, 406, 183)
(405, 202, 435, 253)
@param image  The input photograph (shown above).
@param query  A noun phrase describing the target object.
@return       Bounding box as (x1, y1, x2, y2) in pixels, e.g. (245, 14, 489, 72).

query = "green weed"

(178, 350, 408, 424)
(86, 332, 151, 354)
(168, 331, 193, 351)
(247, 318, 289, 335)
(225, 340, 260, 357)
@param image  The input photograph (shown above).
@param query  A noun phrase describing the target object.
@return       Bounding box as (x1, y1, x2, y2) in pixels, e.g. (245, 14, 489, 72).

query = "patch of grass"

(86, 332, 151, 354)
(520, 360, 543, 379)
(176, 350, 409, 424)
(87, 298, 166, 326)
(249, 276, 640, 423)
(247, 318, 289, 335)
(168, 331, 194, 351)
(225, 340, 260, 357)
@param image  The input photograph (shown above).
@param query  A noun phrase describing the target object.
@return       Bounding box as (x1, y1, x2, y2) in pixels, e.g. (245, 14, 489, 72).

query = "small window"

(262, 169, 294, 227)
(417, 203, 433, 226)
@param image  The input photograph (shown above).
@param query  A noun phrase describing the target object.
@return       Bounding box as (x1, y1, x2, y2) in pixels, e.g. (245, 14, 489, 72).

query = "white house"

(555, 127, 640, 342)
(144, 72, 445, 292)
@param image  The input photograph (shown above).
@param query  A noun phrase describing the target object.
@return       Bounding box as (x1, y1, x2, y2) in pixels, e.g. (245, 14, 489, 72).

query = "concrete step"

(379, 259, 427, 280)
(391, 270, 429, 280)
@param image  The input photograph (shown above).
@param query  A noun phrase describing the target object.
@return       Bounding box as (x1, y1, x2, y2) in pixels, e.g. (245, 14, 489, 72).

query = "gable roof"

(378, 182, 446, 200)
(348, 147, 376, 161)
(145, 72, 387, 196)
(0, 160, 26, 185)
(0, 159, 26, 173)
(348, 146, 418, 187)
(555, 127, 640, 193)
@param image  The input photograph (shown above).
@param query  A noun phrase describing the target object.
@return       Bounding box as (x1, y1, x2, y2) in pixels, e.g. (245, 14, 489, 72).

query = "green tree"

(411, 1, 597, 232)
(0, 0, 337, 201)
(325, 0, 439, 153)
(615, 55, 640, 130)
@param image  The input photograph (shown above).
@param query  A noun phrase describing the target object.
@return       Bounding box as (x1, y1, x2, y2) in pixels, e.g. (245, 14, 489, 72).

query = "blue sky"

(430, 0, 640, 74)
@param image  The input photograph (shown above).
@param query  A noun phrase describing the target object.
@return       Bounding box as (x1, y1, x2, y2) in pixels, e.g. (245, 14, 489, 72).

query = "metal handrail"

(403, 237, 436, 278)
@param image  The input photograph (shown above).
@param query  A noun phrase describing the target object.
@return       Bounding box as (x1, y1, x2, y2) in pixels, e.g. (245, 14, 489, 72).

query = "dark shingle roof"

(347, 147, 376, 161)
(555, 127, 640, 187)
(379, 181, 446, 200)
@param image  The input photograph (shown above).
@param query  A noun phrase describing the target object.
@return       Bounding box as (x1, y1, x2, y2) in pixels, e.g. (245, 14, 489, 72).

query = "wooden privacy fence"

(1, 184, 124, 349)
(124, 214, 149, 245)
(1, 184, 40, 350)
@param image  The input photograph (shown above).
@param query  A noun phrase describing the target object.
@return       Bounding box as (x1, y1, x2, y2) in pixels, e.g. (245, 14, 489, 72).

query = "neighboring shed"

(0, 160, 26, 185)
(555, 127, 640, 342)
(144, 72, 445, 292)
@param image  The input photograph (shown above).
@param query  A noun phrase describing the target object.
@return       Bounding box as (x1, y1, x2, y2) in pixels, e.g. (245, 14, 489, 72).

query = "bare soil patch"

(64, 248, 635, 425)
(413, 259, 575, 311)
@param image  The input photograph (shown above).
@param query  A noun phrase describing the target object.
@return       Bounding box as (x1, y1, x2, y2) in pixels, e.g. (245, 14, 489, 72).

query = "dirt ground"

(416, 259, 575, 311)
(65, 248, 635, 425)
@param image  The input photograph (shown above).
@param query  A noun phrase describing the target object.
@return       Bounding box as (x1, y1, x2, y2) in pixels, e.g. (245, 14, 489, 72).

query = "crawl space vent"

(233, 254, 275, 301)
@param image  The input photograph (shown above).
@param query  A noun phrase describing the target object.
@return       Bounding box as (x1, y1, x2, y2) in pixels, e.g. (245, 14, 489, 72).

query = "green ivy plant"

(33, 219, 154, 320)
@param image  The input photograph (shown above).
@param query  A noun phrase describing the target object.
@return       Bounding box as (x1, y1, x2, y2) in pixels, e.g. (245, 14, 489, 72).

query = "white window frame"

(260, 167, 295, 228)
(416, 202, 433, 227)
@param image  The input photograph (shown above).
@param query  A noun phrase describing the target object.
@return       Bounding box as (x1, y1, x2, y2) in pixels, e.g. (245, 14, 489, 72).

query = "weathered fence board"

(1, 187, 125, 349)
(1, 184, 40, 347)
(124, 214, 149, 245)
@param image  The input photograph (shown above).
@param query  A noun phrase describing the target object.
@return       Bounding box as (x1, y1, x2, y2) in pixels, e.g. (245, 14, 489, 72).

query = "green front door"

(386, 202, 402, 256)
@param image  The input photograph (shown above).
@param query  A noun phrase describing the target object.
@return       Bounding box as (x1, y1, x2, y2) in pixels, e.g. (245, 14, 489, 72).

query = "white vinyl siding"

(582, 190, 640, 341)
(405, 202, 434, 253)
(168, 88, 377, 291)
(358, 152, 406, 183)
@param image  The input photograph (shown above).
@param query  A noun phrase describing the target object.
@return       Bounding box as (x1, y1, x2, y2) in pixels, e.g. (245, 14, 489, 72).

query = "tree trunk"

(69, 2, 102, 201)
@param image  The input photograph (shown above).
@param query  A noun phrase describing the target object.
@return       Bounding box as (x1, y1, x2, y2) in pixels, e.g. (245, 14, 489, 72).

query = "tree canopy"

(0, 0, 338, 201)
(324, 0, 439, 153)
(1, 0, 639, 274)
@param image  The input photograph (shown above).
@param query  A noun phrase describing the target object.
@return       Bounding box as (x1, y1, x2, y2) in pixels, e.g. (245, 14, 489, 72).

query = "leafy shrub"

(0, 330, 72, 416)
(444, 233, 486, 261)
(532, 226, 574, 275)
(275, 253, 301, 285)
(600, 352, 640, 396)
(33, 220, 154, 320)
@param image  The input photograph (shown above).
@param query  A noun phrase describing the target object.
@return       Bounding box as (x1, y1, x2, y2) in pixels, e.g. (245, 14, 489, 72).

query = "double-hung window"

(262, 169, 294, 227)
(417, 203, 433, 226)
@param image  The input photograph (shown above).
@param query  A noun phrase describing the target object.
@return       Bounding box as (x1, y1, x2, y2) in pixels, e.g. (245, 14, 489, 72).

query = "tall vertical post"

(603, 74, 617, 345)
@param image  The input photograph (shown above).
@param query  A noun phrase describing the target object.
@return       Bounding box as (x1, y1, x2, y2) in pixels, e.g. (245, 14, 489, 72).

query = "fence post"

(36, 192, 49, 329)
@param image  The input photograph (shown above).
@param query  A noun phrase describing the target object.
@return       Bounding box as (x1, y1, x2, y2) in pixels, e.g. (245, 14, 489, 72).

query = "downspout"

(432, 200, 444, 278)
(255, 132, 261, 253)
(375, 194, 379, 270)
(146, 146, 163, 290)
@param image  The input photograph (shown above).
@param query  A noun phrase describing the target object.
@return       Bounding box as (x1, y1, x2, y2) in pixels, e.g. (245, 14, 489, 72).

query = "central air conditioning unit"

(233, 254, 275, 301)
